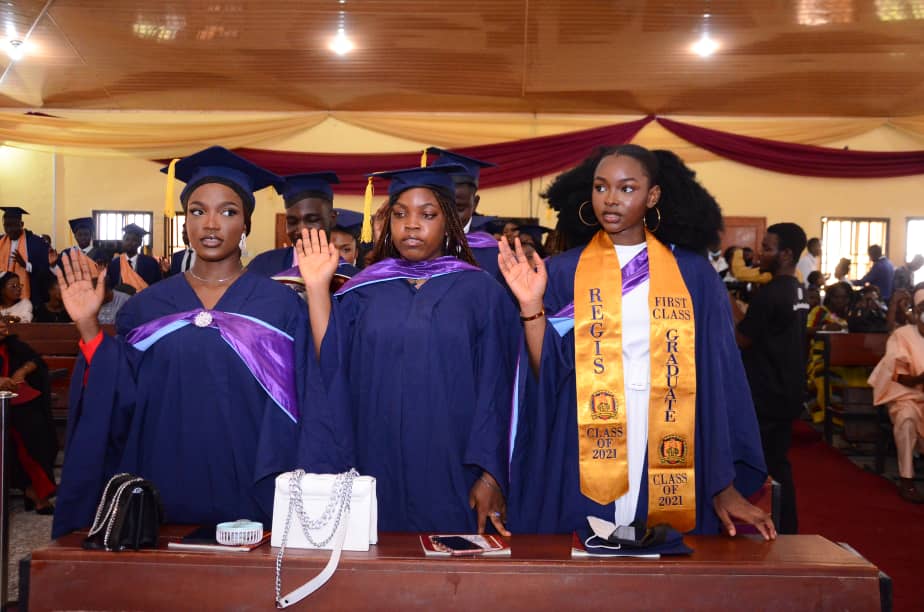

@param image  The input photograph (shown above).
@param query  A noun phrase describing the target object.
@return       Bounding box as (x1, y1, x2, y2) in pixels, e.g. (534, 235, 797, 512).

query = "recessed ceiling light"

(691, 33, 719, 57)
(6, 39, 24, 61)
(329, 27, 354, 56)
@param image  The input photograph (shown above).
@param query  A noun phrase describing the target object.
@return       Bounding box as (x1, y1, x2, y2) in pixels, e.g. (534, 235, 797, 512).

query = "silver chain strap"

(87, 474, 143, 550)
(274, 469, 357, 606)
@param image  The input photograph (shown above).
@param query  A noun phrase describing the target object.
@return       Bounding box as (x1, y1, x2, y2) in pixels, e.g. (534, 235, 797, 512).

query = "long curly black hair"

(541, 145, 723, 254)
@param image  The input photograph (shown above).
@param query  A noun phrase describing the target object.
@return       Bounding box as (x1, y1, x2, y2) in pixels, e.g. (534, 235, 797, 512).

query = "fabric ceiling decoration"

(0, 111, 328, 157)
(230, 116, 654, 195)
(656, 117, 924, 178)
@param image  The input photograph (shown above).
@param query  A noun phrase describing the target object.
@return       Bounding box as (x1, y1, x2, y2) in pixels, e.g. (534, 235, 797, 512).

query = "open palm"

(498, 237, 547, 310)
(296, 228, 339, 290)
(54, 250, 105, 323)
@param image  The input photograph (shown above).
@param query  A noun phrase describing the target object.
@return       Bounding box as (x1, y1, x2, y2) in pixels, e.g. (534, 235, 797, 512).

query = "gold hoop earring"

(578, 201, 599, 227)
(644, 207, 661, 233)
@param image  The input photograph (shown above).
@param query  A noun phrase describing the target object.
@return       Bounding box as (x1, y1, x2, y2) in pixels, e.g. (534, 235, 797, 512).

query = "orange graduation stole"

(118, 253, 149, 293)
(0, 235, 31, 300)
(573, 230, 697, 531)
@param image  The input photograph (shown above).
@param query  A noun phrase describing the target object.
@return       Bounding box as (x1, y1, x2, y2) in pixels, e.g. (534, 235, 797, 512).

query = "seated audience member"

(868, 283, 924, 503)
(847, 285, 888, 333)
(887, 289, 913, 331)
(806, 270, 825, 291)
(834, 257, 852, 282)
(94, 276, 130, 325)
(33, 276, 72, 323)
(0, 317, 57, 513)
(0, 272, 33, 322)
(855, 244, 894, 301)
(806, 287, 821, 310)
(806, 282, 852, 422)
(893, 254, 923, 294)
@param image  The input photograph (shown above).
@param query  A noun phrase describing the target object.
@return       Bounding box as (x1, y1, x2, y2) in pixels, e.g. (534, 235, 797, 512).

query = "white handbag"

(272, 469, 378, 608)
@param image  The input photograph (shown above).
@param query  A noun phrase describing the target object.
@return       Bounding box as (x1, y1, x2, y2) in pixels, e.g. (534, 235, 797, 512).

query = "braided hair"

(369, 186, 477, 266)
(542, 145, 723, 254)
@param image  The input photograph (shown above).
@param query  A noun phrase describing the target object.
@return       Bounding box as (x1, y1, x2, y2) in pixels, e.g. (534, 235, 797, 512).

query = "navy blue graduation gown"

(1, 231, 51, 307)
(106, 253, 162, 287)
(508, 245, 766, 535)
(52, 271, 353, 538)
(471, 245, 501, 280)
(323, 269, 519, 532)
(248, 246, 358, 279)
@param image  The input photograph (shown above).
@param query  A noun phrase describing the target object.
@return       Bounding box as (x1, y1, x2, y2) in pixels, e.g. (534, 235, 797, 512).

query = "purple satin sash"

(334, 256, 481, 295)
(124, 309, 299, 422)
(466, 231, 499, 249)
(272, 262, 353, 284)
(553, 247, 650, 319)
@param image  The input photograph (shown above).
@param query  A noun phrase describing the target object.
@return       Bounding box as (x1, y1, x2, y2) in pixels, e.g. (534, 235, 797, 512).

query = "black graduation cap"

(274, 172, 339, 206)
(425, 147, 496, 188)
(160, 146, 280, 212)
(1, 206, 28, 218)
(368, 164, 468, 198)
(332, 208, 363, 232)
(469, 214, 497, 232)
(69, 217, 94, 233)
(122, 223, 149, 238)
(517, 224, 552, 245)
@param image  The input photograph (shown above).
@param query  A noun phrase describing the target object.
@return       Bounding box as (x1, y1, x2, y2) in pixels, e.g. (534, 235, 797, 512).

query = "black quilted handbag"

(82, 473, 164, 551)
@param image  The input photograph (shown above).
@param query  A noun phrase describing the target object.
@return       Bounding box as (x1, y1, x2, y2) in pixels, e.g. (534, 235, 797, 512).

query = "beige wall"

(1, 118, 921, 265)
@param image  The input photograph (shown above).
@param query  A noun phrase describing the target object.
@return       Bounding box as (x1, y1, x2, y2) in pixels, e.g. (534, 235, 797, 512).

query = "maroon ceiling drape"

(228, 116, 654, 195)
(656, 117, 924, 178)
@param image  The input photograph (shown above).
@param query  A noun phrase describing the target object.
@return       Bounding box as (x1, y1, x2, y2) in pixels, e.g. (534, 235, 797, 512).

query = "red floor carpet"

(790, 420, 924, 611)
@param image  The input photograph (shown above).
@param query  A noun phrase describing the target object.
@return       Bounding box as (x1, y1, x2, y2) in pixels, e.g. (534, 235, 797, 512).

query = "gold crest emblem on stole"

(590, 390, 618, 421)
(658, 434, 688, 465)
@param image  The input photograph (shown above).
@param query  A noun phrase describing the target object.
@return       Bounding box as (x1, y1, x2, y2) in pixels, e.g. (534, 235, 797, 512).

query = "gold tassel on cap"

(163, 158, 180, 219)
(360, 177, 374, 243)
(420, 148, 428, 168)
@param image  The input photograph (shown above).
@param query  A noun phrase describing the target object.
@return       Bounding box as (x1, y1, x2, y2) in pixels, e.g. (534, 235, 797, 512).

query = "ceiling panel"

(0, 0, 921, 115)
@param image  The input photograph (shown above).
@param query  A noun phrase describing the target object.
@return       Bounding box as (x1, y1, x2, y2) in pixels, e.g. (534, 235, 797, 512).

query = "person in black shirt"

(733, 222, 808, 534)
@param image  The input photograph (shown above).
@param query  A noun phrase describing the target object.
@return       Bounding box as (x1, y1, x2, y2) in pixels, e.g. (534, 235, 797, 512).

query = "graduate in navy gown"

(247, 172, 357, 290)
(105, 224, 162, 288)
(52, 147, 352, 538)
(425, 148, 502, 279)
(501, 145, 775, 539)
(0, 207, 51, 308)
(297, 164, 519, 534)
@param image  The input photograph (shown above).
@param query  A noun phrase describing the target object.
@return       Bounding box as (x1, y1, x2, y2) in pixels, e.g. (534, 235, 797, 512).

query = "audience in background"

(855, 244, 894, 301)
(833, 257, 852, 283)
(33, 276, 72, 323)
(887, 289, 913, 331)
(0, 272, 33, 322)
(805, 282, 853, 423)
(847, 285, 888, 333)
(94, 276, 131, 325)
(893, 254, 923, 295)
(734, 222, 809, 534)
(797, 237, 822, 287)
(868, 283, 924, 503)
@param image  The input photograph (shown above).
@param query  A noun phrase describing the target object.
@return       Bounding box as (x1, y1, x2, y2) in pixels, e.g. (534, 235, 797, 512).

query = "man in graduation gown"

(248, 173, 358, 288)
(167, 223, 196, 276)
(0, 207, 51, 307)
(64, 217, 102, 263)
(426, 148, 502, 278)
(508, 244, 768, 535)
(106, 224, 162, 289)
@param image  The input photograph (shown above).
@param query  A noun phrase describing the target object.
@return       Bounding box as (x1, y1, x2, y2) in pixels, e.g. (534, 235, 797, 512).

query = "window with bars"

(163, 213, 187, 256)
(820, 217, 889, 281)
(92, 210, 154, 252)
(907, 217, 924, 286)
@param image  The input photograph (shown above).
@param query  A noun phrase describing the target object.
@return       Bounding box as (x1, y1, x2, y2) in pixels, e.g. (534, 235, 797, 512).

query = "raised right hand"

(54, 250, 105, 325)
(296, 228, 339, 292)
(498, 237, 547, 313)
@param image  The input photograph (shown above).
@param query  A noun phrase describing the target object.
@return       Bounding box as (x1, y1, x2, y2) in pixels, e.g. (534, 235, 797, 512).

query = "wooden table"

(25, 527, 883, 611)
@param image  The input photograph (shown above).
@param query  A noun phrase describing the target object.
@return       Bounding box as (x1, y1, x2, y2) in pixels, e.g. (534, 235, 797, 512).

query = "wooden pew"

(821, 332, 889, 469)
(10, 323, 116, 426)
